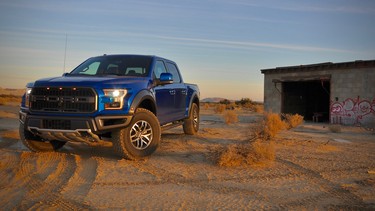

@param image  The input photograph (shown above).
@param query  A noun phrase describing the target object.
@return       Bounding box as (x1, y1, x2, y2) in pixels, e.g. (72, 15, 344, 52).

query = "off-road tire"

(112, 108, 161, 160)
(19, 123, 66, 152)
(183, 103, 199, 135)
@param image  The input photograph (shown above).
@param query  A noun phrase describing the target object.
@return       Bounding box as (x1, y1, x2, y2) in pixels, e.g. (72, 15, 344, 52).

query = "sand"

(0, 105, 374, 210)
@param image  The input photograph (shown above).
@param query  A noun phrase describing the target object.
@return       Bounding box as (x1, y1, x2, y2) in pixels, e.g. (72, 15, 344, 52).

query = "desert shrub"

(217, 140, 275, 167)
(263, 112, 287, 139)
(214, 104, 226, 113)
(328, 124, 342, 133)
(0, 94, 22, 105)
(253, 104, 264, 113)
(223, 110, 238, 124)
(247, 140, 275, 164)
(213, 112, 287, 167)
(235, 98, 254, 108)
(249, 122, 266, 141)
(219, 99, 231, 105)
(284, 114, 304, 129)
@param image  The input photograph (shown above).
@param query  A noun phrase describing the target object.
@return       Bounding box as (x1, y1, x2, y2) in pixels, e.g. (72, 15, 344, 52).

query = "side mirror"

(62, 72, 70, 77)
(159, 73, 173, 85)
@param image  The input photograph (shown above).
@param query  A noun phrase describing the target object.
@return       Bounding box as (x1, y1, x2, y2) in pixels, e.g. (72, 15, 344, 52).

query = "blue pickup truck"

(19, 55, 200, 160)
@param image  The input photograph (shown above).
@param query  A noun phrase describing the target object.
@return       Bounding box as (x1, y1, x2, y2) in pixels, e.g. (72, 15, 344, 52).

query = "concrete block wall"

(330, 68, 375, 126)
(263, 66, 375, 127)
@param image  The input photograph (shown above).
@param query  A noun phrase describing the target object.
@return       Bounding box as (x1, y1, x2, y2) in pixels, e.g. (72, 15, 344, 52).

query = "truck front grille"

(30, 87, 97, 113)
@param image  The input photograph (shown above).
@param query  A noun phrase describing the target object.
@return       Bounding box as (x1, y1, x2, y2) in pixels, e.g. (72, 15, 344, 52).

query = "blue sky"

(0, 0, 374, 100)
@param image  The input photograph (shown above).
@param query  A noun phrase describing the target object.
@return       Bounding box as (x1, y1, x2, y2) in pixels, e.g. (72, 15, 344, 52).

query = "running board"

(161, 120, 184, 131)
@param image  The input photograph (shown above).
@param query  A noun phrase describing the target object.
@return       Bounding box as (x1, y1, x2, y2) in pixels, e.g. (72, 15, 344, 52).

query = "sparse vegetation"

(217, 140, 275, 167)
(0, 94, 22, 106)
(328, 124, 342, 133)
(223, 110, 238, 125)
(235, 98, 265, 113)
(284, 113, 304, 129)
(235, 98, 254, 109)
(254, 104, 264, 113)
(219, 99, 231, 105)
(263, 112, 287, 139)
(214, 104, 226, 113)
(202, 98, 264, 115)
(214, 112, 305, 167)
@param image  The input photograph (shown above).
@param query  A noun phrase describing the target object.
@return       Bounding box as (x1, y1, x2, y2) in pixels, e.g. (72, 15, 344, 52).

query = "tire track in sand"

(0, 152, 43, 209)
(60, 155, 98, 205)
(0, 150, 21, 190)
(0, 151, 91, 210)
(276, 158, 368, 209)
(131, 161, 271, 209)
(19, 152, 92, 210)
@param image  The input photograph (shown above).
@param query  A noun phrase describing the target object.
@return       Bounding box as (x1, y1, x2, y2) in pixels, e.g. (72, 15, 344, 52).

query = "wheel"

(183, 103, 199, 135)
(19, 123, 66, 152)
(112, 108, 161, 160)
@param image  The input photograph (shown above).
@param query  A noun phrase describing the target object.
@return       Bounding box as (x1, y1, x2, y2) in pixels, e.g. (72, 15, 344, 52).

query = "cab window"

(154, 60, 167, 79)
(166, 62, 181, 83)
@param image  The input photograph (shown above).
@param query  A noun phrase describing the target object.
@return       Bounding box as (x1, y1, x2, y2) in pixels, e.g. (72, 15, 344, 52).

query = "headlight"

(103, 89, 127, 109)
(25, 87, 32, 108)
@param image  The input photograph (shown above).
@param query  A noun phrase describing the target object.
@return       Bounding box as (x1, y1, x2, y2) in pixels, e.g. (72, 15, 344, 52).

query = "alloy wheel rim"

(193, 108, 199, 129)
(130, 120, 153, 150)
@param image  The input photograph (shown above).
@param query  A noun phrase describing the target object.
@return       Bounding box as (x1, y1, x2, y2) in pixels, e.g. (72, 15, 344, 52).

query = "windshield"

(70, 55, 152, 77)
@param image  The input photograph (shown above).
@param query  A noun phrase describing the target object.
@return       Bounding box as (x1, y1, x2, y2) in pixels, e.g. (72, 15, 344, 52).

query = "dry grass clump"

(214, 112, 285, 167)
(254, 105, 264, 113)
(203, 103, 210, 110)
(284, 114, 304, 129)
(328, 124, 342, 133)
(0, 94, 22, 106)
(217, 140, 275, 167)
(214, 104, 226, 113)
(213, 112, 305, 167)
(223, 110, 238, 125)
(264, 112, 287, 139)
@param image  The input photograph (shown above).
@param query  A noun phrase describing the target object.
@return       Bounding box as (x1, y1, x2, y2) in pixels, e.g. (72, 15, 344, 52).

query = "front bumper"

(19, 111, 133, 145)
(20, 111, 132, 132)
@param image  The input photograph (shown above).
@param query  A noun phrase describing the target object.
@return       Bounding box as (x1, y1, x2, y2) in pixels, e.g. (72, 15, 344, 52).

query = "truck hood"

(32, 76, 150, 89)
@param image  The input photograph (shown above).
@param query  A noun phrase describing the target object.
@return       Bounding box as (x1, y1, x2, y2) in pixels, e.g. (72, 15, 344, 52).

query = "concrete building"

(261, 60, 375, 126)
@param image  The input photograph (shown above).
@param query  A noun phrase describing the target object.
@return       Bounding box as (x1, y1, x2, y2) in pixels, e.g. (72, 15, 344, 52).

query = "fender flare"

(187, 92, 200, 116)
(129, 90, 157, 115)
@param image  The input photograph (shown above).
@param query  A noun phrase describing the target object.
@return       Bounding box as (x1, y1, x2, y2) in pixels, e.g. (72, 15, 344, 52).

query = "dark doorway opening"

(282, 80, 330, 122)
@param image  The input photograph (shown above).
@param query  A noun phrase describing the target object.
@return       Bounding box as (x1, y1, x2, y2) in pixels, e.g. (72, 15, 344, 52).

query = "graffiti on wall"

(330, 97, 375, 125)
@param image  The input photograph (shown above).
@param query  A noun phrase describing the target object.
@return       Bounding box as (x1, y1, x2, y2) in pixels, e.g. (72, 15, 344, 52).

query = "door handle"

(169, 90, 176, 95)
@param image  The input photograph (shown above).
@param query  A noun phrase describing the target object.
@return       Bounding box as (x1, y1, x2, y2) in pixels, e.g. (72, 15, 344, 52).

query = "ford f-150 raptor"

(19, 54, 200, 160)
